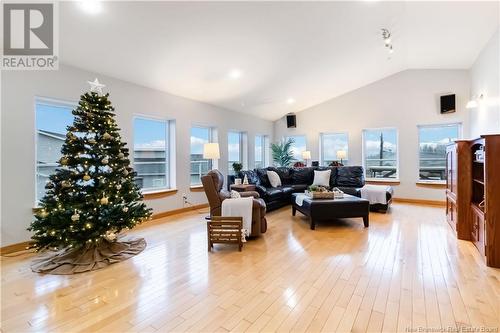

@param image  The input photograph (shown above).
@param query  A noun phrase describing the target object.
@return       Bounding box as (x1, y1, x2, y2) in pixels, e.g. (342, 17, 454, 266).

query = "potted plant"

(271, 138, 296, 167)
(232, 162, 243, 184)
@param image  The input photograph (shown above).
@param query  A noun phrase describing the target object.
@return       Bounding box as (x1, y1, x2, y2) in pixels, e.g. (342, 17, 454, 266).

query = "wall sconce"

(466, 94, 484, 109)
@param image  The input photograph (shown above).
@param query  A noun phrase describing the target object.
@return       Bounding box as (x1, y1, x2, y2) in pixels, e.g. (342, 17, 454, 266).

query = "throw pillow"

(312, 170, 331, 187)
(266, 170, 282, 188)
(230, 190, 241, 198)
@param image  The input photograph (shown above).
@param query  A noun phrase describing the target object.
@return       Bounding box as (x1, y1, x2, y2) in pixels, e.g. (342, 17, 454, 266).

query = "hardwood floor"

(1, 203, 499, 332)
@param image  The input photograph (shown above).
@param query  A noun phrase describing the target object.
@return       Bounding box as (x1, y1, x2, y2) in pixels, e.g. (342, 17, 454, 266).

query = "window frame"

(34, 96, 77, 204)
(319, 132, 349, 166)
(417, 122, 462, 184)
(362, 127, 400, 182)
(227, 130, 244, 175)
(254, 134, 269, 169)
(189, 125, 216, 186)
(133, 115, 172, 193)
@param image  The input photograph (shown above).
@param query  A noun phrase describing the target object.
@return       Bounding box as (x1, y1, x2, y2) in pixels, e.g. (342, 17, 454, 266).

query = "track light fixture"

(382, 28, 394, 55)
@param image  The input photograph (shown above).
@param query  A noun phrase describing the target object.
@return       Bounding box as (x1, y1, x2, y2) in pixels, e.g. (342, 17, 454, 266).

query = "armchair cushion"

(240, 191, 260, 198)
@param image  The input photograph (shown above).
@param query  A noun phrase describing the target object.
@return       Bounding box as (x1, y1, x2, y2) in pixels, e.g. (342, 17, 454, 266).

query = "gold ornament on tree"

(71, 210, 80, 222)
(60, 157, 68, 165)
(83, 173, 91, 181)
(102, 132, 112, 140)
(100, 196, 109, 205)
(101, 157, 109, 165)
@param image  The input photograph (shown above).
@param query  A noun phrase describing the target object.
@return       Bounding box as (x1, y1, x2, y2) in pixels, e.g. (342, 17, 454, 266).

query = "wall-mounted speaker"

(286, 114, 296, 128)
(440, 94, 456, 114)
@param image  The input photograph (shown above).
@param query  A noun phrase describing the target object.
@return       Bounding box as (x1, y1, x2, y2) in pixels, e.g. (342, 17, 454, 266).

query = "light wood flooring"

(1, 203, 499, 332)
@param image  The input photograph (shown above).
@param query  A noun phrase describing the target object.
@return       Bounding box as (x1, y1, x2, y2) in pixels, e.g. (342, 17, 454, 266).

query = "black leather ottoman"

(291, 193, 370, 230)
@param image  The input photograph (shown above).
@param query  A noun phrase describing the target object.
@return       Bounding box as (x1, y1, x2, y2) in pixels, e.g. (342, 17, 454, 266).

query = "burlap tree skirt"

(31, 238, 146, 275)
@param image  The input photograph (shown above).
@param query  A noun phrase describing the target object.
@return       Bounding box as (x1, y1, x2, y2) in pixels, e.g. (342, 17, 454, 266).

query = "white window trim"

(34, 96, 77, 205)
(133, 115, 173, 193)
(417, 122, 462, 184)
(319, 132, 349, 166)
(254, 134, 269, 168)
(227, 130, 248, 173)
(190, 125, 216, 186)
(362, 127, 400, 182)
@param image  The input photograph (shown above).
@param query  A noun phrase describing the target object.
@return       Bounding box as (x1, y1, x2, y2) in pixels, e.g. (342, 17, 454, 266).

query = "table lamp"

(336, 150, 346, 165)
(203, 143, 220, 160)
(302, 151, 311, 166)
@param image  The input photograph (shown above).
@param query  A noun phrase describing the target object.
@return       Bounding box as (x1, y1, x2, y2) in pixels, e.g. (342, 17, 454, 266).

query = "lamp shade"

(203, 143, 220, 159)
(336, 150, 347, 160)
(301, 151, 311, 160)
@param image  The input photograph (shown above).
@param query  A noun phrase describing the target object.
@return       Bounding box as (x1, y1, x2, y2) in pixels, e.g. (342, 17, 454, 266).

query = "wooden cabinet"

(445, 142, 471, 240)
(471, 203, 485, 256)
(446, 135, 500, 268)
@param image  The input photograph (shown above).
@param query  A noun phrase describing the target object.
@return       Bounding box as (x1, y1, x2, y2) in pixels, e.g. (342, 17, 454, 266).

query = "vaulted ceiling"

(60, 1, 499, 120)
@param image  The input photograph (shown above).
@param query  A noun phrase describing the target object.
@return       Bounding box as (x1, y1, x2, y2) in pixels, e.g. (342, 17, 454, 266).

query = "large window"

(363, 128, 398, 180)
(287, 135, 307, 161)
(418, 123, 460, 182)
(133, 117, 169, 191)
(35, 99, 75, 202)
(320, 133, 348, 166)
(254, 135, 269, 168)
(228, 131, 243, 175)
(190, 126, 214, 186)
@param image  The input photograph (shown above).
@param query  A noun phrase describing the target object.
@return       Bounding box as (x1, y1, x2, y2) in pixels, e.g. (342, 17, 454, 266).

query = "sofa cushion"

(275, 167, 293, 185)
(256, 168, 271, 187)
(280, 186, 294, 197)
(291, 167, 314, 185)
(263, 187, 283, 201)
(336, 166, 365, 187)
(318, 166, 338, 187)
(238, 170, 260, 185)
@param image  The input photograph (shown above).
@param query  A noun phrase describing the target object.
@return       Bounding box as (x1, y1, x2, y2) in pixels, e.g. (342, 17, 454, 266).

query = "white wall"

(1, 64, 273, 246)
(469, 29, 500, 138)
(274, 69, 470, 201)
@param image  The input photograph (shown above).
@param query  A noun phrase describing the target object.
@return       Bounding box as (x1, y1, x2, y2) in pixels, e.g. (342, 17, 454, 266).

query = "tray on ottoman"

(292, 193, 369, 230)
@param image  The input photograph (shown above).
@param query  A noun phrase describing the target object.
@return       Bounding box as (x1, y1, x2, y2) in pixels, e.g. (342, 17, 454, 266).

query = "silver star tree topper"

(88, 78, 106, 94)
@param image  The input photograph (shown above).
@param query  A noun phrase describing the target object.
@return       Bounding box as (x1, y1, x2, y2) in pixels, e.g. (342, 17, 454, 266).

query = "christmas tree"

(29, 79, 151, 274)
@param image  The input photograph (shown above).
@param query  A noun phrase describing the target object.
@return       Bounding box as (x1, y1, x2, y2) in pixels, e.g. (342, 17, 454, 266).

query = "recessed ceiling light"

(79, 0, 102, 15)
(228, 69, 242, 79)
(286, 98, 296, 104)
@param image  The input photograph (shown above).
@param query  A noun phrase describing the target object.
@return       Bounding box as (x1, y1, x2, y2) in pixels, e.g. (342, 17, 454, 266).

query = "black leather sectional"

(229, 166, 392, 213)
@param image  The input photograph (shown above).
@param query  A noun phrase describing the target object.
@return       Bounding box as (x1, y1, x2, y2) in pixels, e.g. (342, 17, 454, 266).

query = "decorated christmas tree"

(29, 79, 152, 274)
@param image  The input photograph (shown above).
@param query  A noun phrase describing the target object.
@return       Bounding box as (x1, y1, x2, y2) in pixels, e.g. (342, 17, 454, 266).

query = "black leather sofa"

(228, 166, 392, 213)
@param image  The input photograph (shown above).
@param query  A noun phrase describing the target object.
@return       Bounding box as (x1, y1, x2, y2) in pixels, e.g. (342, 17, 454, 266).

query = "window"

(362, 128, 398, 180)
(286, 135, 307, 161)
(228, 131, 243, 175)
(418, 123, 460, 182)
(133, 117, 169, 191)
(35, 98, 75, 202)
(190, 126, 214, 186)
(254, 135, 269, 168)
(320, 133, 348, 166)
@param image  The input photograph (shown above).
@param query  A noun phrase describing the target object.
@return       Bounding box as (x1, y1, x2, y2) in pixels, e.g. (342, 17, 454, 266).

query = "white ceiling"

(60, 1, 499, 121)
